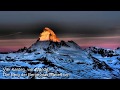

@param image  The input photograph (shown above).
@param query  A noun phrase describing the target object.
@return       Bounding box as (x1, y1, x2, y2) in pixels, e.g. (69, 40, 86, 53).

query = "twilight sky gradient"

(0, 11, 120, 52)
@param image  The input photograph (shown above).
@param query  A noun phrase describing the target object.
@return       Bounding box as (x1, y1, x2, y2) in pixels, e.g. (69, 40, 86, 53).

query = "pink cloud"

(0, 36, 120, 52)
(0, 39, 36, 52)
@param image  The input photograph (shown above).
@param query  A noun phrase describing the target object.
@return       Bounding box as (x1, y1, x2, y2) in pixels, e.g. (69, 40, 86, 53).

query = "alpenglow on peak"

(38, 27, 60, 42)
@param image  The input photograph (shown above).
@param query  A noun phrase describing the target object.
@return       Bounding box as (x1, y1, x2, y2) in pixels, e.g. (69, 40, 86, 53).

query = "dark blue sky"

(0, 11, 120, 39)
(0, 11, 120, 27)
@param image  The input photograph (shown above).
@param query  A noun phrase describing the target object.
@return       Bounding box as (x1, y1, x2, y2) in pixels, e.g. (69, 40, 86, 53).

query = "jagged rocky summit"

(38, 27, 60, 42)
(28, 27, 81, 51)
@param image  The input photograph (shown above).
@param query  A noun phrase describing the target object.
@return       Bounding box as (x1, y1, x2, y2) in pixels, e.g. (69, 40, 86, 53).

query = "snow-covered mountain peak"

(38, 27, 60, 42)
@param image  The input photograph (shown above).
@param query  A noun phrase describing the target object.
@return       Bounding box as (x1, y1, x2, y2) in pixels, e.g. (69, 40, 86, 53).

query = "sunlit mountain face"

(38, 27, 60, 42)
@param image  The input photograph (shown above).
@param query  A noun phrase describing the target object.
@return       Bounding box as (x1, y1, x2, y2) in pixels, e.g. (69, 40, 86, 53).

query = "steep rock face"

(28, 39, 82, 52)
(29, 27, 81, 51)
(39, 27, 60, 42)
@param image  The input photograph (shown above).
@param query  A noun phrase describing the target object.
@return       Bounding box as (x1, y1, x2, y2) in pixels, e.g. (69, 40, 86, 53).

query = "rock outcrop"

(39, 27, 60, 42)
